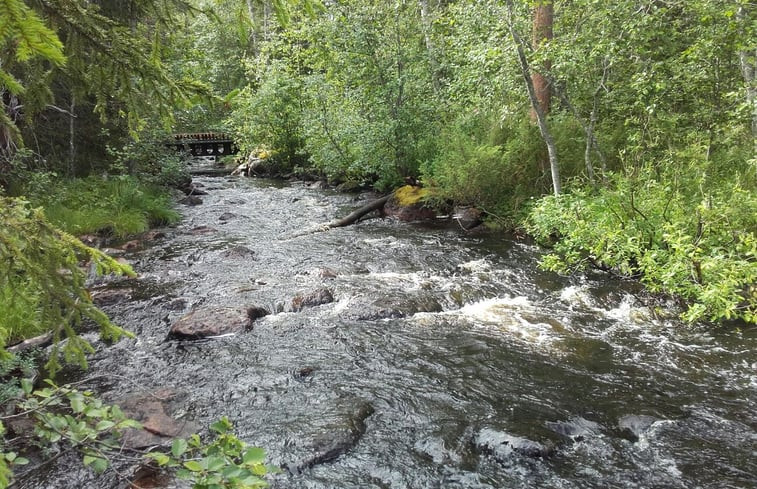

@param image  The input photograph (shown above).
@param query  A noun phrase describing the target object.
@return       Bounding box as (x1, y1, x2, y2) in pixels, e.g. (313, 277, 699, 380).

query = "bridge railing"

(167, 133, 239, 157)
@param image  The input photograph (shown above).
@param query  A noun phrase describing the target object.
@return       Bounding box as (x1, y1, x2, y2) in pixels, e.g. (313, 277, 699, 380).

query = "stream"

(20, 174, 757, 489)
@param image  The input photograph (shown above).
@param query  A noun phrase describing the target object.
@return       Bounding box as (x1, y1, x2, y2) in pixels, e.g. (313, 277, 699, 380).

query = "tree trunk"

(506, 0, 560, 196)
(419, 0, 440, 93)
(530, 0, 553, 121)
(69, 92, 76, 177)
(738, 7, 756, 154)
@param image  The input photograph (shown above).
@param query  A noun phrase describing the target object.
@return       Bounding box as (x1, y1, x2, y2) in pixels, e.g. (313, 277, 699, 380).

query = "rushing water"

(20, 175, 756, 489)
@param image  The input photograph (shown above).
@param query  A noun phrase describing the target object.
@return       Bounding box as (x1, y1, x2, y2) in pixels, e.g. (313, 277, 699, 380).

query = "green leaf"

(90, 457, 108, 474)
(145, 452, 170, 466)
(210, 417, 231, 434)
(172, 438, 188, 458)
(95, 420, 115, 431)
(184, 460, 204, 472)
(242, 447, 266, 465)
(20, 378, 33, 395)
(12, 457, 30, 466)
(205, 455, 226, 472)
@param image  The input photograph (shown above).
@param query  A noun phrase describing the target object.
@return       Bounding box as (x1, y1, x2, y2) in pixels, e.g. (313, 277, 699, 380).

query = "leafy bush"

(423, 113, 586, 225)
(0, 380, 274, 488)
(526, 163, 757, 323)
(226, 67, 307, 174)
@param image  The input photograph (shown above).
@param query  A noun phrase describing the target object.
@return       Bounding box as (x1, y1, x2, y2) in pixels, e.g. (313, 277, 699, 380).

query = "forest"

(1, 0, 756, 487)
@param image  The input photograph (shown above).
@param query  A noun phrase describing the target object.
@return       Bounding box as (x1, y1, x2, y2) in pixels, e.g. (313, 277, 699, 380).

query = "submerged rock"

(285, 401, 374, 473)
(180, 195, 203, 206)
(188, 225, 217, 235)
(618, 415, 660, 442)
(474, 428, 554, 461)
(545, 416, 603, 442)
(118, 389, 198, 449)
(221, 245, 256, 259)
(218, 212, 237, 222)
(90, 286, 133, 306)
(289, 287, 335, 312)
(169, 307, 252, 339)
(341, 295, 443, 321)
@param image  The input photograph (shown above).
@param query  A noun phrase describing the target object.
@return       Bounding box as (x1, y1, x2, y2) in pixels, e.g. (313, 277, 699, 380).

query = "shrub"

(526, 163, 757, 323)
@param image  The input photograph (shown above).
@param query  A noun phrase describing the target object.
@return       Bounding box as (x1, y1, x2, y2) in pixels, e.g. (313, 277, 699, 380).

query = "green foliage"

(0, 380, 274, 488)
(0, 379, 142, 480)
(24, 175, 180, 238)
(227, 66, 307, 174)
(422, 113, 585, 224)
(0, 197, 135, 373)
(526, 162, 757, 324)
(146, 416, 274, 489)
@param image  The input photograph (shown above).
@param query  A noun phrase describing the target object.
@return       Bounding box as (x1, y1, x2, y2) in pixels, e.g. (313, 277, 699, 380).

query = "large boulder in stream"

(169, 307, 265, 339)
(474, 428, 554, 461)
(284, 401, 375, 473)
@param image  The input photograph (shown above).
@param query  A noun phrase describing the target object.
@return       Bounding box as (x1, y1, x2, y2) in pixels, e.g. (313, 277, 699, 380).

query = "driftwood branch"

(325, 194, 392, 228)
(287, 193, 394, 238)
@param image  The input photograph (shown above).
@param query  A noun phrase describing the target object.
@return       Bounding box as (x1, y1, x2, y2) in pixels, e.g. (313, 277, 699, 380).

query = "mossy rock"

(385, 185, 437, 221)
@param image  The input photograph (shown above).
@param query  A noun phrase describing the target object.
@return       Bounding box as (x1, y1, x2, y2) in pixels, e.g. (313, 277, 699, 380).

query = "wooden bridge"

(167, 133, 239, 158)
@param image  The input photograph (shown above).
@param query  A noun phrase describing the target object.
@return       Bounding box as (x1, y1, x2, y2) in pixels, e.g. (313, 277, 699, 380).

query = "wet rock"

(218, 212, 237, 222)
(286, 401, 374, 473)
(180, 195, 203, 206)
(189, 225, 217, 235)
(453, 206, 483, 230)
(546, 416, 603, 442)
(118, 390, 199, 449)
(90, 286, 132, 306)
(343, 295, 443, 320)
(335, 181, 362, 193)
(140, 230, 166, 242)
(290, 287, 334, 312)
(318, 267, 338, 279)
(5, 416, 35, 438)
(309, 180, 329, 190)
(414, 437, 459, 465)
(384, 185, 438, 222)
(618, 415, 660, 442)
(295, 366, 316, 379)
(247, 306, 270, 321)
(474, 428, 554, 461)
(120, 239, 141, 251)
(221, 245, 256, 259)
(186, 186, 208, 196)
(169, 307, 252, 339)
(78, 234, 102, 247)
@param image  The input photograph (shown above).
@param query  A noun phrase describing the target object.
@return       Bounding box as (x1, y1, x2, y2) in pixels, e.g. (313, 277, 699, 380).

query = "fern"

(0, 198, 135, 374)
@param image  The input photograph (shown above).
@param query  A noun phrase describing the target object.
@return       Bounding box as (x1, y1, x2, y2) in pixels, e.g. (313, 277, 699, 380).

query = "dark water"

(20, 176, 757, 489)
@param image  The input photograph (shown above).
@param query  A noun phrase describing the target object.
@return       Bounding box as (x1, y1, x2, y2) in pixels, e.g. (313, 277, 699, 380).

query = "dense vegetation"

(0, 0, 755, 485)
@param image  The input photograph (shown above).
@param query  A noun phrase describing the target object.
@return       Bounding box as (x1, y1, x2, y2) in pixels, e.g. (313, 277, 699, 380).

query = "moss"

(394, 185, 431, 207)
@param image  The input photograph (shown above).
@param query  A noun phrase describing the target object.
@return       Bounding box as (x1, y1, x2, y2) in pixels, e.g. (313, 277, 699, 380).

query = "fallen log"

(325, 194, 392, 228)
(286, 193, 393, 238)
(7, 332, 53, 353)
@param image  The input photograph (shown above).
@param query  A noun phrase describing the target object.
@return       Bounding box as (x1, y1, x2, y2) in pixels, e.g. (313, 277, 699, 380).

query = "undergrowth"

(23, 174, 180, 238)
